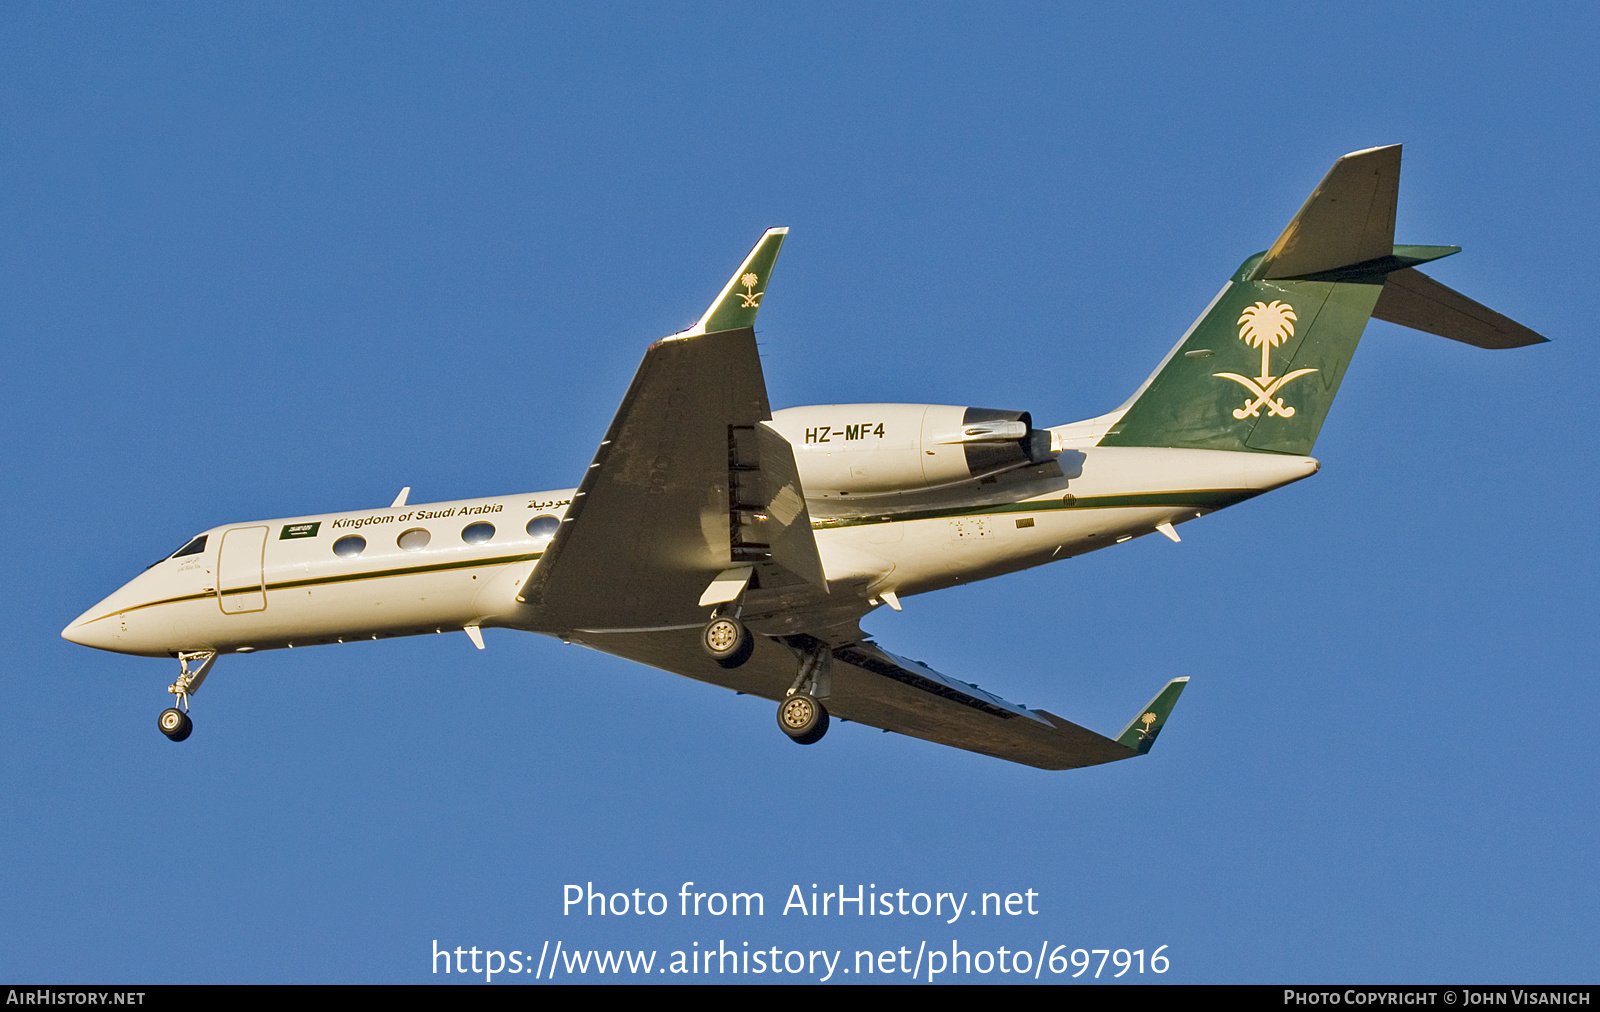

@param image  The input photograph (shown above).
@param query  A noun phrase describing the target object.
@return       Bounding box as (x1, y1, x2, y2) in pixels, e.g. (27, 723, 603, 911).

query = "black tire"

(777, 693, 829, 744)
(715, 628, 755, 669)
(790, 710, 829, 745)
(702, 616, 751, 666)
(158, 707, 192, 742)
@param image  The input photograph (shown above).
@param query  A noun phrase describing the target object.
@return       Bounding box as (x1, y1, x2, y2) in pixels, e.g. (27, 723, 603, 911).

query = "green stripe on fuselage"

(84, 489, 1248, 625)
(81, 551, 545, 624)
(811, 488, 1260, 529)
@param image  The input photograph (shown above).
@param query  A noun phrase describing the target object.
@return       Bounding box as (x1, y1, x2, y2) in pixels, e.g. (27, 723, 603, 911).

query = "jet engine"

(766, 404, 1058, 498)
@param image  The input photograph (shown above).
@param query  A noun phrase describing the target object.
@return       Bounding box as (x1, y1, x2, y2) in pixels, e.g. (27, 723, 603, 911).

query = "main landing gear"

(777, 692, 828, 745)
(701, 613, 755, 669)
(160, 650, 216, 742)
(776, 637, 832, 746)
(701, 613, 834, 746)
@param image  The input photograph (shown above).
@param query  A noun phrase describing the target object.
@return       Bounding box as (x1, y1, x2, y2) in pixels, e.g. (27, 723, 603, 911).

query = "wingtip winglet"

(686, 228, 789, 336)
(1115, 676, 1190, 756)
(1341, 142, 1402, 159)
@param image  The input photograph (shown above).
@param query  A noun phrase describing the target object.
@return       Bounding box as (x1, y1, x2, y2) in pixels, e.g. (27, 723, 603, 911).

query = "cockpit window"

(170, 535, 208, 559)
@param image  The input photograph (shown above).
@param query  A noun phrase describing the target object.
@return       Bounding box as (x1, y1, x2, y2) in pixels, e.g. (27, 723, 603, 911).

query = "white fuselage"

(62, 444, 1317, 658)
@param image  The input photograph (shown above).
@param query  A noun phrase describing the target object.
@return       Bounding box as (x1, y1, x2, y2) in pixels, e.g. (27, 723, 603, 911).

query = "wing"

(567, 624, 1188, 770)
(515, 228, 1187, 769)
(518, 228, 826, 633)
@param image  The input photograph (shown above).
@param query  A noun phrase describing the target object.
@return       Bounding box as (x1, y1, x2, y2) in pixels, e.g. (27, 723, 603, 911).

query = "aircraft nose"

(62, 611, 118, 651)
(61, 595, 127, 652)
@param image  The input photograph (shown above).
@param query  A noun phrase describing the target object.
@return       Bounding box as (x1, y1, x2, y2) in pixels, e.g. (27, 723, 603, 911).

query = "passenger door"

(217, 526, 268, 614)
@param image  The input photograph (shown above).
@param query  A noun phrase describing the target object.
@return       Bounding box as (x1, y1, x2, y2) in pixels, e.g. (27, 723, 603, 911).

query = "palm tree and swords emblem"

(1214, 300, 1318, 419)
(737, 272, 763, 308)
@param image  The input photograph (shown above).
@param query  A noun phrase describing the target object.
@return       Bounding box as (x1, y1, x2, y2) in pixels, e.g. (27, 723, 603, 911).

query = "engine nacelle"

(767, 404, 1057, 498)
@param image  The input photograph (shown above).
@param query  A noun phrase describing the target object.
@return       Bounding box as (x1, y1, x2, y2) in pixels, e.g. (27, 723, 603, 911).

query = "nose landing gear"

(160, 650, 216, 742)
(158, 707, 192, 741)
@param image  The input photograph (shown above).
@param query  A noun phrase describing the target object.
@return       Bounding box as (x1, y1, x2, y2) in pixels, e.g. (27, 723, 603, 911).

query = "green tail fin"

(1098, 255, 1388, 454)
(1098, 144, 1542, 455)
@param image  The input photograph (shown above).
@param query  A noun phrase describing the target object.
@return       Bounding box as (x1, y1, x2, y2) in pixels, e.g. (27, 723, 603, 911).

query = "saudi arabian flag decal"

(1213, 300, 1318, 419)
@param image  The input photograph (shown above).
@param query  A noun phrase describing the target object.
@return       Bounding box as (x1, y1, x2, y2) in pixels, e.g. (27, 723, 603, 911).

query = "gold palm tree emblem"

(1237, 300, 1296, 384)
(1213, 300, 1319, 419)
(738, 272, 762, 307)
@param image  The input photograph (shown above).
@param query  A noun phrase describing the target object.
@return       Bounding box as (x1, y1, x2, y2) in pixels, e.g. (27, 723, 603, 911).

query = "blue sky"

(3, 4, 1596, 984)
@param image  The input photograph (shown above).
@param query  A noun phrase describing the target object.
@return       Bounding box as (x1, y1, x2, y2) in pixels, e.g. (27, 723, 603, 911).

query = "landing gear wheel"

(703, 616, 754, 668)
(158, 707, 192, 742)
(777, 693, 829, 745)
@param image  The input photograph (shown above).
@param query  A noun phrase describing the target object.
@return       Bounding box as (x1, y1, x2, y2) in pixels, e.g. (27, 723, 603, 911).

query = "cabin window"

(332, 535, 366, 558)
(397, 528, 431, 552)
(526, 514, 560, 539)
(170, 535, 208, 558)
(461, 521, 495, 545)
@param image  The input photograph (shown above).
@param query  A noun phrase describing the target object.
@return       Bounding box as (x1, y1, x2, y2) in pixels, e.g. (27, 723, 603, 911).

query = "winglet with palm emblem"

(1115, 677, 1190, 755)
(680, 227, 788, 337)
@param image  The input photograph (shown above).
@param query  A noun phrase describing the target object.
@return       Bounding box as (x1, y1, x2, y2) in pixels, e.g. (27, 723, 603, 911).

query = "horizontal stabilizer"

(1114, 677, 1189, 755)
(1373, 267, 1548, 349)
(1253, 145, 1401, 280)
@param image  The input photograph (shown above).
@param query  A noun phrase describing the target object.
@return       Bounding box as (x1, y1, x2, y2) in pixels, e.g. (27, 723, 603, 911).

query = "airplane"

(62, 144, 1546, 770)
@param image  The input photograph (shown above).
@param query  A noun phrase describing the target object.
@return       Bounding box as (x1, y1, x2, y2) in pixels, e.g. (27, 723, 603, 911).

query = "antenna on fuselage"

(391, 487, 411, 508)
